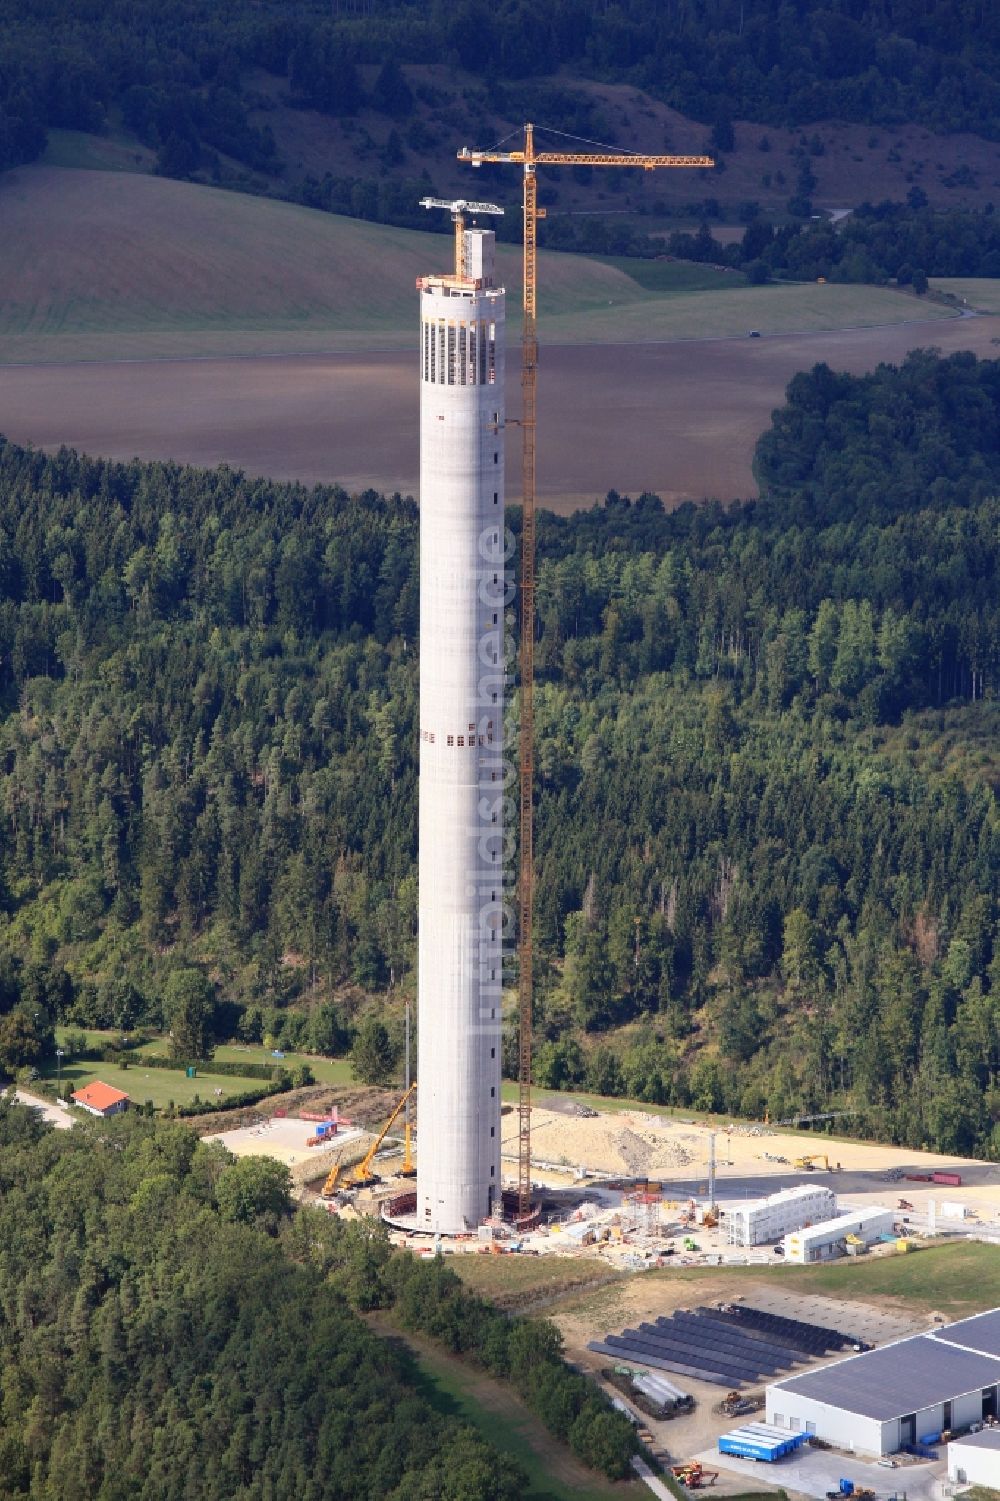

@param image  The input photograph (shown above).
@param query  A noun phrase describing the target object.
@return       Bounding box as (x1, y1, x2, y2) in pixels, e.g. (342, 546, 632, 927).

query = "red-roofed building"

(71, 1081, 130, 1117)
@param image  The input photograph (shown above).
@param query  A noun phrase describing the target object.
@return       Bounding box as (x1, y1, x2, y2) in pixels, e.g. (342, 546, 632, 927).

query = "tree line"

(286, 1209, 637, 1479)
(544, 195, 1000, 286)
(659, 196, 1000, 286)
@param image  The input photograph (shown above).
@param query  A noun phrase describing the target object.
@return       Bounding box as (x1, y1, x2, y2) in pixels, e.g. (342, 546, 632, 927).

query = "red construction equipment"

(672, 1462, 719, 1488)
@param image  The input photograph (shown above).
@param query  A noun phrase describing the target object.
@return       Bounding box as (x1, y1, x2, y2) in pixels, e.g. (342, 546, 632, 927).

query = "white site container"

(782, 1206, 894, 1263)
(728, 1183, 837, 1247)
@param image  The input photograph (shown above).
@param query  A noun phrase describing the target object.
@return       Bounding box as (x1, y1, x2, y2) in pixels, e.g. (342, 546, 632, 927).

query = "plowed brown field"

(1, 313, 996, 507)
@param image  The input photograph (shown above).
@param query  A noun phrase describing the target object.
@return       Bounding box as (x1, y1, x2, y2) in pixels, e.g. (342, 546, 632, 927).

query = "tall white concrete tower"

(416, 205, 505, 1234)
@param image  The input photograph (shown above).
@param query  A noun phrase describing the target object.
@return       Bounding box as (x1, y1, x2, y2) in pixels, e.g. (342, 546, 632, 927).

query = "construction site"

(201, 1082, 1000, 1260)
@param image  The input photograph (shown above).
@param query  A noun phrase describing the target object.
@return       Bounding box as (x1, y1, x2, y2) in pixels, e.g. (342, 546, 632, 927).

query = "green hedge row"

(116, 1052, 280, 1081)
(175, 1080, 289, 1116)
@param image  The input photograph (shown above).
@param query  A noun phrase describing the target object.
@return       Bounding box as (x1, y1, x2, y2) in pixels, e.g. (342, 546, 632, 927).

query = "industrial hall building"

(767, 1309, 1000, 1457)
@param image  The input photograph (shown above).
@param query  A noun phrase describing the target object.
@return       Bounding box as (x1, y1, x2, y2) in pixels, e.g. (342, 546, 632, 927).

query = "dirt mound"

(183, 1081, 396, 1135)
(503, 1107, 701, 1176)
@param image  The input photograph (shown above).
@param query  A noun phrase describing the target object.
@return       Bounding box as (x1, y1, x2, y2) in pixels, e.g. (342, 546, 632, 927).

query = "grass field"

(931, 278, 1000, 312)
(45, 1056, 268, 1111)
(0, 165, 956, 366)
(597, 257, 748, 292)
(453, 1253, 620, 1309)
(772, 1240, 1000, 1314)
(53, 1029, 354, 1089)
(41, 128, 155, 174)
(456, 1241, 1000, 1321)
(375, 1321, 638, 1501)
(0, 166, 651, 351)
(159, 1041, 353, 1087)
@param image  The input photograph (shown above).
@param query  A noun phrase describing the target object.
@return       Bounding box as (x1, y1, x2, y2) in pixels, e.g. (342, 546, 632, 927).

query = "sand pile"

(501, 1108, 703, 1176)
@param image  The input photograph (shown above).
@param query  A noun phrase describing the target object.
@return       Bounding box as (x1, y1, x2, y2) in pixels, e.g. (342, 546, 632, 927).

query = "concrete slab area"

(203, 1116, 365, 1167)
(698, 1444, 945, 1501)
(15, 1088, 74, 1130)
(741, 1288, 924, 1346)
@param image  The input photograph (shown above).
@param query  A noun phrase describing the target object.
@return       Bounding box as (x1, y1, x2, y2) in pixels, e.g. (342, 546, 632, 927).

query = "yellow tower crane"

(459, 124, 713, 1218)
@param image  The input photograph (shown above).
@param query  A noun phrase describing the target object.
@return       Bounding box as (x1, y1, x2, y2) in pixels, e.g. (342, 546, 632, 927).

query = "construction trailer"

(728, 1184, 837, 1247)
(782, 1206, 894, 1263)
(767, 1309, 1000, 1456)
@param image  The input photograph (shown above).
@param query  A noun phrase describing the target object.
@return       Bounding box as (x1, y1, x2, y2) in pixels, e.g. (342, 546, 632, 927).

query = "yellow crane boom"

(354, 1081, 417, 1185)
(322, 1081, 417, 1196)
(460, 123, 713, 1217)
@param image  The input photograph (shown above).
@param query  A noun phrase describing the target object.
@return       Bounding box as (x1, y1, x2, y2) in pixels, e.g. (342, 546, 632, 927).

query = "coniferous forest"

(0, 348, 997, 1153)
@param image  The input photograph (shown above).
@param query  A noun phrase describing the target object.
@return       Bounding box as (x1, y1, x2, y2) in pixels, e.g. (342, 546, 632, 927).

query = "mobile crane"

(322, 1081, 417, 1196)
(459, 124, 713, 1215)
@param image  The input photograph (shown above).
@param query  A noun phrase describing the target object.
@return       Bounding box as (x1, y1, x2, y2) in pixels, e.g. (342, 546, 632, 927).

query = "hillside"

(0, 166, 635, 337)
(261, 68, 1000, 227)
(3, 0, 1000, 241)
(0, 1102, 636, 1497)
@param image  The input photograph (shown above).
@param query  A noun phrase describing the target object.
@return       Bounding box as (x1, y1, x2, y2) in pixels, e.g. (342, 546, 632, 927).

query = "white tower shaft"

(417, 229, 505, 1234)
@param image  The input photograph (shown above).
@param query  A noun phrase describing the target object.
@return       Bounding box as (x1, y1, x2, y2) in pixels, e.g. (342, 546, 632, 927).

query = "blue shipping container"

(718, 1429, 808, 1463)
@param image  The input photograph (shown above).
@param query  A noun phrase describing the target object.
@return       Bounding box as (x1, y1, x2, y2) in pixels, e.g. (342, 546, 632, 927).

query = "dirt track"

(1, 315, 997, 507)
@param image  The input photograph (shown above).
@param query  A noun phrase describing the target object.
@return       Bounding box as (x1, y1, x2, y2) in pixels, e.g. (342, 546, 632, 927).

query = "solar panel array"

(708, 1304, 859, 1354)
(588, 1304, 859, 1388)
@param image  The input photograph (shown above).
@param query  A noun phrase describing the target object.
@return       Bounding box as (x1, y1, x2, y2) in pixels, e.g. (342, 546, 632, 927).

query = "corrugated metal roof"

(771, 1334, 1000, 1421)
(935, 1311, 1000, 1359)
(949, 1429, 1000, 1452)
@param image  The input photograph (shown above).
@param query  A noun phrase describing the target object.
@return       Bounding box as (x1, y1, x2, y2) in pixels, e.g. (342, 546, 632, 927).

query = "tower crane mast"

(459, 124, 713, 1217)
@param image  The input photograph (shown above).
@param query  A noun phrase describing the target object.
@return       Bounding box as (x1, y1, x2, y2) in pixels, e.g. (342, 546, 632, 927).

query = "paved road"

(14, 1088, 74, 1129)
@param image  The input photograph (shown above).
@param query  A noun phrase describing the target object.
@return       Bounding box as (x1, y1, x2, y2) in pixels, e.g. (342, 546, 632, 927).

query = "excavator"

(793, 1153, 838, 1172)
(322, 1083, 416, 1197)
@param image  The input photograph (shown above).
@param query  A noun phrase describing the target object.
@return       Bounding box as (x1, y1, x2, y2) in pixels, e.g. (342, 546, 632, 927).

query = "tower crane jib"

(419, 196, 504, 279)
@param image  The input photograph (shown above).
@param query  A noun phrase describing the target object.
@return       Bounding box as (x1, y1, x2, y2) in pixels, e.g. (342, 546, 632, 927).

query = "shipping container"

(719, 1423, 809, 1462)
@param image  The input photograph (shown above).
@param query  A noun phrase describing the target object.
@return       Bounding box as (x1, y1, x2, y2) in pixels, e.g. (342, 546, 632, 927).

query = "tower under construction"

(416, 203, 505, 1234)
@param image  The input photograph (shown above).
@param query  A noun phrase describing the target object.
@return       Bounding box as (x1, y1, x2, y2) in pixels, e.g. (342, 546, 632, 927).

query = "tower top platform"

(418, 225, 502, 296)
